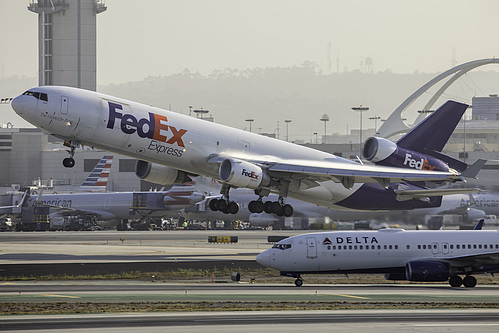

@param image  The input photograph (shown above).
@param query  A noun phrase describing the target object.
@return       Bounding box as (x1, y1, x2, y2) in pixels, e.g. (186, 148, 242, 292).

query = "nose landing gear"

(62, 140, 80, 168)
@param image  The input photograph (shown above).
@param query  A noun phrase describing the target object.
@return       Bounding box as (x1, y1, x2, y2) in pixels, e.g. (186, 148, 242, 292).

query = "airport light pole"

(352, 106, 369, 152)
(193, 108, 209, 119)
(320, 114, 329, 144)
(285, 119, 292, 142)
(369, 115, 381, 134)
(246, 118, 254, 132)
(313, 132, 318, 144)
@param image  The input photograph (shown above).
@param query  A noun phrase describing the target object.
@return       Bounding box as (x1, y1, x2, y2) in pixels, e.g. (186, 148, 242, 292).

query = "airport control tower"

(28, 0, 107, 91)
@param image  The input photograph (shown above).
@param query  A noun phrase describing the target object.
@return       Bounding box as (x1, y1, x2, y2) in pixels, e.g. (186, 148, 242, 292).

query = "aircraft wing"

(437, 251, 499, 268)
(262, 158, 481, 189)
(394, 187, 481, 200)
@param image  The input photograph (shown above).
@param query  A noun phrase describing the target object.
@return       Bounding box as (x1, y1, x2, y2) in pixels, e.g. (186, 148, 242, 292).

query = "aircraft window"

(423, 245, 426, 249)
(332, 245, 336, 250)
(468, 244, 472, 249)
(484, 245, 488, 249)
(479, 244, 482, 249)
(272, 244, 291, 250)
(354, 245, 358, 250)
(395, 245, 399, 250)
(473, 244, 477, 249)
(389, 245, 392, 250)
(407, 245, 410, 250)
(21, 90, 48, 101)
(349, 245, 352, 250)
(418, 245, 421, 249)
(327, 245, 331, 250)
(433, 244, 437, 249)
(377, 245, 381, 250)
(450, 245, 454, 249)
(383, 245, 387, 250)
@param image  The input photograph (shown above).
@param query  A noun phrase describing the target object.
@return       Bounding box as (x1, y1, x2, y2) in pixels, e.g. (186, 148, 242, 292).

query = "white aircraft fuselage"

(256, 229, 499, 287)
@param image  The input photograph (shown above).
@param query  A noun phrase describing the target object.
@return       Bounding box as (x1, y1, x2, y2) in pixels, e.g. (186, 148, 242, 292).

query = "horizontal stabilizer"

(394, 187, 481, 199)
(460, 159, 487, 179)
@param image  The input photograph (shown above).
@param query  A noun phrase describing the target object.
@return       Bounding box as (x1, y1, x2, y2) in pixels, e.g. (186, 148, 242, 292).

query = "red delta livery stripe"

(106, 102, 187, 147)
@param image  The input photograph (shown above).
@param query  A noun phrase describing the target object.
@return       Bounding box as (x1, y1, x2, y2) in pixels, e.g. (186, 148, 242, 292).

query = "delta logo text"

(107, 102, 187, 157)
(242, 169, 259, 180)
(403, 153, 436, 171)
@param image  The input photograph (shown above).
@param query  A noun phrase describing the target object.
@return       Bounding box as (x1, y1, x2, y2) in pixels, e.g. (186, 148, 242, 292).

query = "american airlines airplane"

(22, 156, 205, 230)
(256, 228, 499, 288)
(11, 86, 484, 216)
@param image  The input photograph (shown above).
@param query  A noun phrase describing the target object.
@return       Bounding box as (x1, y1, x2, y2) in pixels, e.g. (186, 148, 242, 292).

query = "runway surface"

(2, 310, 499, 332)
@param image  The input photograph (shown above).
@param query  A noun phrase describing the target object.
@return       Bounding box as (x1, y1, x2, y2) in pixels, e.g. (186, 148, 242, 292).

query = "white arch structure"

(377, 58, 499, 139)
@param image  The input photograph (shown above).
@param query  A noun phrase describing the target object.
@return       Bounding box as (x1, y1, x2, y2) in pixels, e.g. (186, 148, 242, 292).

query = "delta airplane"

(256, 228, 499, 288)
(11, 86, 485, 216)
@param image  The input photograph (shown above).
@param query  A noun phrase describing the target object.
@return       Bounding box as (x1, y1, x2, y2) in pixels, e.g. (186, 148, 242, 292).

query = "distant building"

(28, 0, 107, 91)
(472, 94, 499, 120)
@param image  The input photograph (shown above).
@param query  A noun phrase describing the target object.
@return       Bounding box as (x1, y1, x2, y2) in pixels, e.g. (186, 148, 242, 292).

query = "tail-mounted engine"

(135, 160, 191, 185)
(219, 159, 270, 189)
(363, 137, 450, 172)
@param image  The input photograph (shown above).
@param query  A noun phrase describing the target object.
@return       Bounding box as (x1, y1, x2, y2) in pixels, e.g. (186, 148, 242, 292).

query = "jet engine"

(219, 159, 270, 189)
(135, 160, 191, 185)
(405, 260, 450, 282)
(363, 136, 450, 172)
(464, 208, 486, 222)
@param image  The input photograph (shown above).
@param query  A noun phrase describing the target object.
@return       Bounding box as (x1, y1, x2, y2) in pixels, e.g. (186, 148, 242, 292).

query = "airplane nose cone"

(256, 250, 270, 267)
(11, 96, 23, 114)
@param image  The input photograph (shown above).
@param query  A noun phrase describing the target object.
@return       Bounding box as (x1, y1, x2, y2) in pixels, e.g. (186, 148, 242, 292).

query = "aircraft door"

(306, 237, 317, 259)
(60, 96, 69, 115)
(431, 242, 439, 254)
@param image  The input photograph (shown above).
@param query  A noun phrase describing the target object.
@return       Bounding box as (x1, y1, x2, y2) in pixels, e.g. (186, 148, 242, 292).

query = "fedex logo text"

(403, 153, 436, 171)
(242, 169, 259, 180)
(107, 102, 187, 147)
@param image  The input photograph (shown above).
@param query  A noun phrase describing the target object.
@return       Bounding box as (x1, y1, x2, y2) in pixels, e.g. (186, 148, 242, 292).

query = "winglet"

(460, 159, 486, 179)
(473, 219, 484, 230)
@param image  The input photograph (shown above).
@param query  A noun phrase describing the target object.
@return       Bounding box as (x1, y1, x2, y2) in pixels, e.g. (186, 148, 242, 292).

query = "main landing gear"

(208, 183, 240, 214)
(62, 140, 79, 168)
(449, 275, 477, 288)
(248, 199, 293, 217)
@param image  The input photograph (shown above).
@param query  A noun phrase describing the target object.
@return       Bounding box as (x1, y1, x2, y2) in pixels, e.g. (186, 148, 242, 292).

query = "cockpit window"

(22, 91, 48, 102)
(272, 243, 291, 250)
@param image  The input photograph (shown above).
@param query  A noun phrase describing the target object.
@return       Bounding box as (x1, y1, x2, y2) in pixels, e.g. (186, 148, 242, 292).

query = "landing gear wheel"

(463, 275, 477, 288)
(282, 204, 293, 217)
(254, 200, 264, 213)
(209, 199, 219, 211)
(449, 275, 463, 288)
(248, 201, 256, 213)
(228, 201, 239, 214)
(264, 201, 274, 214)
(294, 278, 303, 287)
(271, 201, 282, 215)
(63, 157, 75, 168)
(217, 199, 228, 211)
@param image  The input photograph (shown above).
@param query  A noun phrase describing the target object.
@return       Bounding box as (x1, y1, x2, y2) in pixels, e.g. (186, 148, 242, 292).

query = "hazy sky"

(1, 0, 499, 85)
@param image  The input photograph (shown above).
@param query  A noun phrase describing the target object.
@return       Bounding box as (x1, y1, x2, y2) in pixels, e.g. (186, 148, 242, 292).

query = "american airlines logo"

(106, 102, 187, 147)
(242, 169, 259, 180)
(403, 153, 435, 171)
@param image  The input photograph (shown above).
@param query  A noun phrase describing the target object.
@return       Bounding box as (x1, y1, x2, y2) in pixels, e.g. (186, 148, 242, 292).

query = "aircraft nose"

(11, 96, 23, 114)
(256, 249, 270, 267)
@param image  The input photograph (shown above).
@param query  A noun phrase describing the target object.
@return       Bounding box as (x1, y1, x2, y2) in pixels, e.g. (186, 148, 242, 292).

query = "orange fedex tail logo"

(106, 102, 187, 147)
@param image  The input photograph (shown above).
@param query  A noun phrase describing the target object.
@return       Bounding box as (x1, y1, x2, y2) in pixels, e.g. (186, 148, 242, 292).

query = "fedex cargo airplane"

(256, 228, 499, 288)
(11, 86, 484, 216)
